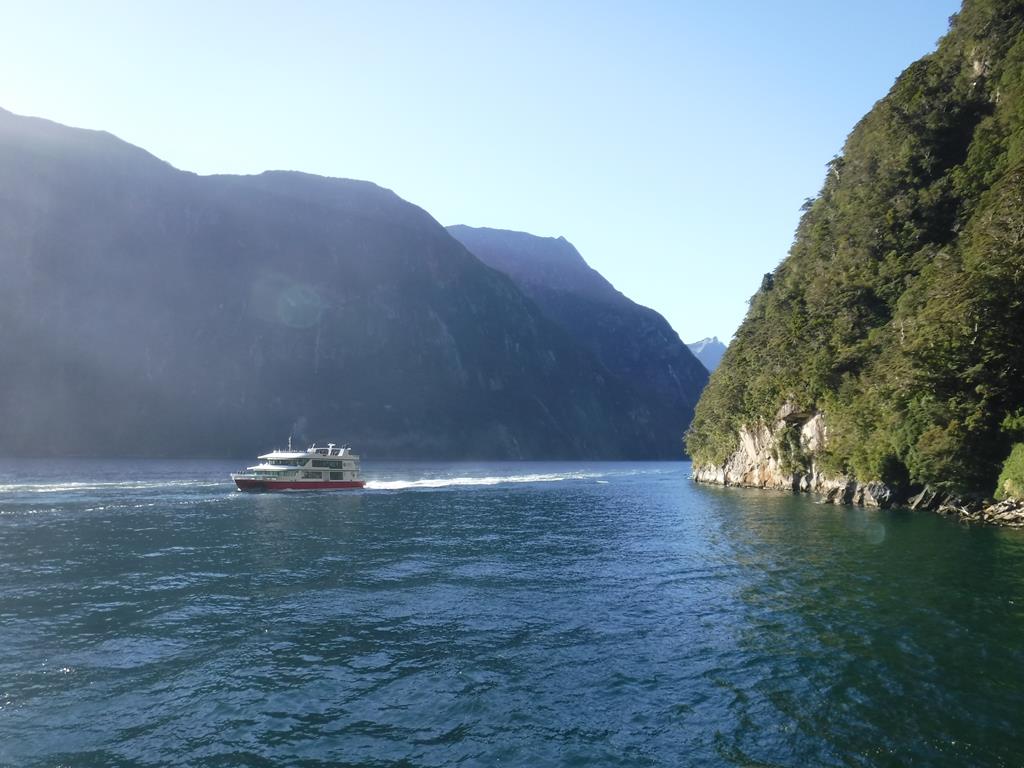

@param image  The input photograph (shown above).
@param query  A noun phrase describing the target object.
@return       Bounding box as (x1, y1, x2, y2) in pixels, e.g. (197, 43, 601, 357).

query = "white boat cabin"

(246, 442, 361, 482)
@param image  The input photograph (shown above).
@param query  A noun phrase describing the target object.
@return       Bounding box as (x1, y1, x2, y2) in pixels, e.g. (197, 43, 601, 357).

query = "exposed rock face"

(903, 486, 1024, 526)
(692, 409, 899, 508)
(965, 499, 1024, 528)
(909, 491, 1024, 527)
(909, 487, 940, 511)
(694, 412, 1024, 526)
(691, 421, 792, 491)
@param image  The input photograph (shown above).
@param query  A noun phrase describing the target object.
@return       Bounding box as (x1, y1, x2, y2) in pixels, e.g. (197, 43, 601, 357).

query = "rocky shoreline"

(694, 464, 1024, 528)
(692, 406, 1024, 528)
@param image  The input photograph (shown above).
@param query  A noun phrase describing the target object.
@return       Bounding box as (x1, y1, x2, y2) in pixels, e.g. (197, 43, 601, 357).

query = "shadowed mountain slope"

(0, 107, 665, 459)
(448, 225, 708, 457)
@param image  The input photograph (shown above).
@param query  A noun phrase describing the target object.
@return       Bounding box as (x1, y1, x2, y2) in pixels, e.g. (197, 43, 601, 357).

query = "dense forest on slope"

(0, 108, 673, 459)
(448, 226, 708, 457)
(687, 0, 1024, 497)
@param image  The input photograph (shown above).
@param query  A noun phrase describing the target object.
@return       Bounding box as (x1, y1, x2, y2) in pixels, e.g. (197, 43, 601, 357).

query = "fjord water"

(1, 461, 1023, 767)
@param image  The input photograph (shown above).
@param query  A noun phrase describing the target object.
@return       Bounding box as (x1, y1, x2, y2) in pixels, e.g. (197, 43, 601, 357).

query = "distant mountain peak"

(687, 337, 727, 372)
(447, 225, 624, 304)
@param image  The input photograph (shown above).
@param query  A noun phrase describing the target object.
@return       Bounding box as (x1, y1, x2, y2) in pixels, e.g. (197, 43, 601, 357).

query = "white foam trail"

(365, 472, 601, 491)
(0, 480, 226, 494)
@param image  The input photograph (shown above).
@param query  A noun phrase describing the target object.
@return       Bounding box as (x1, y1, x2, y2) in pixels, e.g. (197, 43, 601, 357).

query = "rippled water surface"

(2, 459, 1023, 767)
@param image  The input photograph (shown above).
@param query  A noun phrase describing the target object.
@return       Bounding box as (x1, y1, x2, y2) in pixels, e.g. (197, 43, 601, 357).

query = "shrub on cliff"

(996, 444, 1024, 499)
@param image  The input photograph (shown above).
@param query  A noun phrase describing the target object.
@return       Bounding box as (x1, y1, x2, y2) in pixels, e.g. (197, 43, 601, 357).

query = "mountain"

(687, 0, 1024, 516)
(686, 337, 726, 372)
(447, 226, 708, 457)
(0, 107, 667, 459)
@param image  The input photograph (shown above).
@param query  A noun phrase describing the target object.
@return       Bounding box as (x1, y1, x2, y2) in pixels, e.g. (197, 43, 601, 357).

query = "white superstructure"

(231, 440, 364, 491)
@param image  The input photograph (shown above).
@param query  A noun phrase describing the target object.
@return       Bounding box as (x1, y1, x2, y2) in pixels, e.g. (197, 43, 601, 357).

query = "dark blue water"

(1, 460, 1023, 767)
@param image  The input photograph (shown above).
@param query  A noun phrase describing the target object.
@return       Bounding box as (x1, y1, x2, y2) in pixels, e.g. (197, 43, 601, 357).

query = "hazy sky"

(1, 1, 960, 342)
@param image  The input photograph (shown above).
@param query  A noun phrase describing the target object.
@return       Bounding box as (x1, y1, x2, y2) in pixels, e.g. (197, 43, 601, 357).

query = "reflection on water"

(0, 460, 1022, 766)
(704, 487, 1024, 765)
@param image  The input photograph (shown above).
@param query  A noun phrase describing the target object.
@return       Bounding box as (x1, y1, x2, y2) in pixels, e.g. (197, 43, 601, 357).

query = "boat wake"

(0, 480, 225, 494)
(365, 472, 602, 491)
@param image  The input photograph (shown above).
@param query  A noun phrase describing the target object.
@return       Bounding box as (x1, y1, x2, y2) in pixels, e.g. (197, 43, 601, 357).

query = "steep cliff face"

(693, 408, 895, 507)
(448, 225, 708, 458)
(696, 406, 1024, 525)
(0, 108, 659, 458)
(687, 0, 1024, 517)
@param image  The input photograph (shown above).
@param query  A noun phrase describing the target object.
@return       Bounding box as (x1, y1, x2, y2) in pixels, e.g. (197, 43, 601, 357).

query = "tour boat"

(231, 440, 365, 491)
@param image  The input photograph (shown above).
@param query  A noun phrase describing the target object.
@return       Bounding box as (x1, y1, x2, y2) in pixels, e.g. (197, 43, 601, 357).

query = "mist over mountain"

(448, 226, 708, 457)
(686, 337, 726, 372)
(0, 107, 681, 459)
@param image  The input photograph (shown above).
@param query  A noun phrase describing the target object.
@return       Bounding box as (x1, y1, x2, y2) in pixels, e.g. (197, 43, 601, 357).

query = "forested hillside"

(687, 0, 1024, 500)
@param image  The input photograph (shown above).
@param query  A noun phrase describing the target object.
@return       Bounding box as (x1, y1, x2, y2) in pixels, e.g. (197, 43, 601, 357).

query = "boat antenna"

(288, 434, 292, 451)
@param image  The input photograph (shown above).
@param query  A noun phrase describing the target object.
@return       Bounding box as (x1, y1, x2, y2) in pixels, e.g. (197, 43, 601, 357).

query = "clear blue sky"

(0, 1, 960, 342)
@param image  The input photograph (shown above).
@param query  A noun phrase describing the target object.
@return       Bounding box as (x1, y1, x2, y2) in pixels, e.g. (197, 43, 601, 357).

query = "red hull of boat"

(234, 478, 366, 492)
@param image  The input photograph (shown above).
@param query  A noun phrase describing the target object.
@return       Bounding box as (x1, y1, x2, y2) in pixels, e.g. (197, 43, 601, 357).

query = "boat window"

(302, 470, 323, 479)
(330, 471, 344, 480)
(313, 459, 343, 469)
